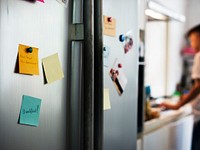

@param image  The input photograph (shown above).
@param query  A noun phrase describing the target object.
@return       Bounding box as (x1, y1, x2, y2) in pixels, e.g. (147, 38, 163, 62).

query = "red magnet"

(118, 63, 122, 68)
(108, 17, 112, 22)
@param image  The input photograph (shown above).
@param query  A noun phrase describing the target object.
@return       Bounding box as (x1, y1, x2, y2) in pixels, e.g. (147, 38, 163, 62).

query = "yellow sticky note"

(18, 44, 39, 75)
(42, 53, 64, 84)
(103, 16, 116, 37)
(104, 88, 111, 110)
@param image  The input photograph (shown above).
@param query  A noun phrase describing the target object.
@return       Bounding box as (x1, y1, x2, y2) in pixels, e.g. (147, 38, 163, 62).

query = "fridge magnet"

(37, 0, 45, 3)
(103, 46, 110, 67)
(103, 15, 116, 37)
(18, 44, 39, 75)
(109, 58, 128, 96)
(42, 53, 64, 84)
(56, 0, 69, 8)
(104, 88, 111, 110)
(119, 30, 134, 54)
(19, 95, 42, 127)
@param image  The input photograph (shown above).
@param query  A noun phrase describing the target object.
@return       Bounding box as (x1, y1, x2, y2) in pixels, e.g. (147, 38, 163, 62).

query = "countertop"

(144, 103, 193, 135)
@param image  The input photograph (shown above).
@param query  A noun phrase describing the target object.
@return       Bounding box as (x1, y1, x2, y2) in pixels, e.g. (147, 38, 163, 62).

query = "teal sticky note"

(19, 95, 42, 127)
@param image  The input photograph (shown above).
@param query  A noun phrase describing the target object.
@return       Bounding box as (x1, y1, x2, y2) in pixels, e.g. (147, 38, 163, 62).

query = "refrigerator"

(103, 0, 139, 150)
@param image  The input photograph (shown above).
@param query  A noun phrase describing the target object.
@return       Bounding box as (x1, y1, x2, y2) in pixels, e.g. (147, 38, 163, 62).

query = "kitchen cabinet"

(143, 124, 169, 150)
(143, 115, 193, 150)
(137, 139, 142, 150)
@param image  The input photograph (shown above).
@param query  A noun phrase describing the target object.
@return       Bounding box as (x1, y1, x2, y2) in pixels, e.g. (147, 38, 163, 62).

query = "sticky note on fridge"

(19, 95, 42, 126)
(42, 53, 64, 84)
(37, 0, 45, 3)
(103, 15, 116, 37)
(18, 44, 39, 75)
(104, 88, 111, 110)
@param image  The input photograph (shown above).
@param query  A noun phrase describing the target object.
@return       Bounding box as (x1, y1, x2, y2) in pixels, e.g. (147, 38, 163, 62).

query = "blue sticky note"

(19, 95, 42, 127)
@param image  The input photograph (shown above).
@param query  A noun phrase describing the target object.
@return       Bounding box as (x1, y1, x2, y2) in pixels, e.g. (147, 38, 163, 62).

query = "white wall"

(185, 0, 200, 31)
(146, 0, 200, 94)
(138, 0, 147, 30)
(167, 20, 186, 95)
(145, 21, 167, 97)
(145, 0, 187, 95)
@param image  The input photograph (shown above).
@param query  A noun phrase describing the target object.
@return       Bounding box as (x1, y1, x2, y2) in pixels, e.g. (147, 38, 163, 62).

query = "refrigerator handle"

(72, 0, 83, 24)
(69, 41, 84, 150)
(70, 0, 95, 149)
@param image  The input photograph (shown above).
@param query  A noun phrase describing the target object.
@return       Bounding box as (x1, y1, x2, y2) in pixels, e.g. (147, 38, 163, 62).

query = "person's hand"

(159, 101, 180, 110)
(180, 94, 188, 101)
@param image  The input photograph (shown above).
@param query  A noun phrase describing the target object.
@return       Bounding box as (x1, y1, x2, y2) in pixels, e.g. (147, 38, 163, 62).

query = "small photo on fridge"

(109, 58, 128, 96)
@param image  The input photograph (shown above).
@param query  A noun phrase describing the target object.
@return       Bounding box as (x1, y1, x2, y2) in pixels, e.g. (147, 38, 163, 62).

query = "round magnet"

(27, 47, 33, 53)
(108, 17, 112, 22)
(119, 35, 125, 42)
(118, 63, 122, 68)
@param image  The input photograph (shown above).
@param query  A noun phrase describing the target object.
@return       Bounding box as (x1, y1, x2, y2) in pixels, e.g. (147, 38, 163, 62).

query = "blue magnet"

(119, 34, 125, 42)
(27, 47, 33, 53)
(103, 46, 110, 57)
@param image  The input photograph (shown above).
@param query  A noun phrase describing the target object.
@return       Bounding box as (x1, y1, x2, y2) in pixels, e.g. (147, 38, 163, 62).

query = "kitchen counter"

(137, 98, 194, 150)
(144, 103, 193, 135)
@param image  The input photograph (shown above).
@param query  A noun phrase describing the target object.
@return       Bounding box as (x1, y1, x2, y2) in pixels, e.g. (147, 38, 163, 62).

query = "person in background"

(160, 24, 200, 150)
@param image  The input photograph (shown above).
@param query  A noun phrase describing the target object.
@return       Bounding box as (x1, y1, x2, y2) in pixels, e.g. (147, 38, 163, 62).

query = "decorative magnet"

(27, 47, 33, 53)
(119, 34, 125, 42)
(108, 17, 112, 22)
(124, 38, 133, 53)
(119, 30, 134, 54)
(109, 58, 127, 96)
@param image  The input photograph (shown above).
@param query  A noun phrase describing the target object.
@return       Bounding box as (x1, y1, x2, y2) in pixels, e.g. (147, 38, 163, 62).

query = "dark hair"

(186, 24, 200, 38)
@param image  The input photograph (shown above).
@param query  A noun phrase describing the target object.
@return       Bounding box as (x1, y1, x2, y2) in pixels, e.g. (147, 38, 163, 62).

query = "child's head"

(186, 25, 200, 53)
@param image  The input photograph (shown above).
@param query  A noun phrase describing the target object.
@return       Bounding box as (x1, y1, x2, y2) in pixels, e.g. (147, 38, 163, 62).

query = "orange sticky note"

(103, 15, 116, 37)
(18, 44, 39, 75)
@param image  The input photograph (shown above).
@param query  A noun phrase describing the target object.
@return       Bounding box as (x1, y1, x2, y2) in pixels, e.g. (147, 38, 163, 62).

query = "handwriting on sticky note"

(103, 16, 116, 37)
(104, 88, 111, 110)
(18, 44, 39, 75)
(19, 95, 42, 127)
(42, 53, 64, 84)
(22, 105, 40, 115)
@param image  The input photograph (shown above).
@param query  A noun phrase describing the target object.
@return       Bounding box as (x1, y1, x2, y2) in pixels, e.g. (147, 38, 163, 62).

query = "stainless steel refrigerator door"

(103, 0, 139, 150)
(0, 1, 70, 150)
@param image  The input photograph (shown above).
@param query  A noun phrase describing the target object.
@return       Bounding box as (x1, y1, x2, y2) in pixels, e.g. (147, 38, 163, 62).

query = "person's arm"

(160, 79, 200, 110)
(179, 79, 200, 106)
